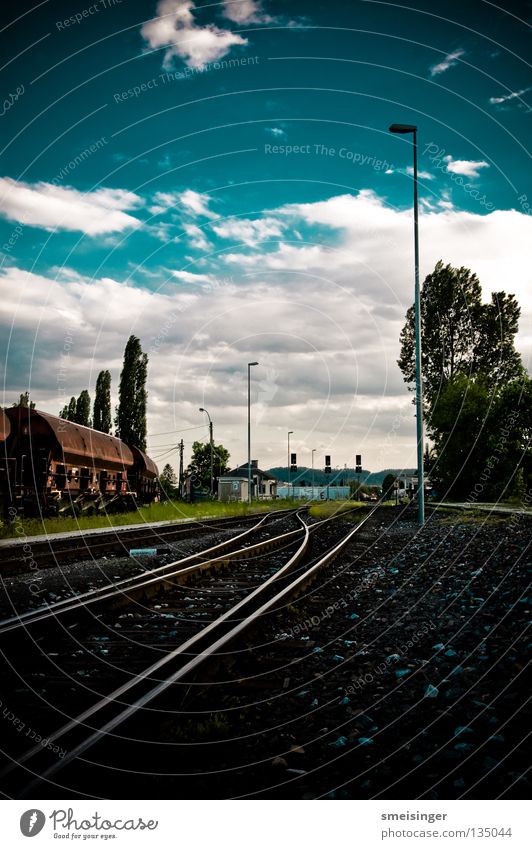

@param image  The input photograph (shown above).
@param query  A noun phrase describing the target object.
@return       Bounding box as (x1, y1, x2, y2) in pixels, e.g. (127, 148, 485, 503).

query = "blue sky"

(1, 0, 531, 472)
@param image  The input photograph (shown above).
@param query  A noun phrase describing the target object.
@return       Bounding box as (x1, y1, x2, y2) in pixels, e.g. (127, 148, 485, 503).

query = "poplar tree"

(93, 370, 112, 433)
(115, 335, 148, 450)
(59, 396, 77, 420)
(75, 390, 91, 427)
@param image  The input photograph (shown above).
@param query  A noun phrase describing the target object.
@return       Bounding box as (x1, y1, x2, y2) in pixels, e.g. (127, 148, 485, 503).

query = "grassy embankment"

(0, 498, 302, 540)
(308, 500, 365, 520)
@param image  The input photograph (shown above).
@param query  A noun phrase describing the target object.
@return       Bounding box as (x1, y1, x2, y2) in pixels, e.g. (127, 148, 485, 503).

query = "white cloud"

(171, 269, 215, 285)
(0, 177, 142, 235)
(179, 188, 217, 218)
(222, 0, 273, 24)
(443, 155, 490, 178)
(266, 127, 285, 137)
(406, 166, 434, 180)
(489, 87, 531, 106)
(150, 188, 216, 219)
(2, 192, 530, 473)
(430, 48, 465, 77)
(211, 216, 285, 246)
(183, 223, 213, 250)
(141, 0, 247, 69)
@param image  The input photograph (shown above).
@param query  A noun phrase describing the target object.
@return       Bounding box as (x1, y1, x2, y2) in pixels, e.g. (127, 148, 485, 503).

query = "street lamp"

(247, 362, 259, 504)
(311, 448, 316, 497)
(287, 431, 293, 500)
(389, 122, 425, 527)
(199, 407, 214, 497)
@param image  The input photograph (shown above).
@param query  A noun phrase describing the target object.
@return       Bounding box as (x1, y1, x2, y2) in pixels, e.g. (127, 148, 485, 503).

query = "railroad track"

(0, 509, 300, 634)
(0, 510, 290, 576)
(0, 504, 377, 798)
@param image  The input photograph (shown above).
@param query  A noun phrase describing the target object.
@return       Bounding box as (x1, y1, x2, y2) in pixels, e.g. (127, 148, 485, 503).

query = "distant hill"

(267, 467, 417, 487)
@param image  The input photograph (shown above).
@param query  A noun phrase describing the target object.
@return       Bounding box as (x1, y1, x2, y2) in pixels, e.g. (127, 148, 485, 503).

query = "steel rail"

(0, 510, 295, 575)
(0, 510, 302, 635)
(13, 506, 377, 794)
(6, 511, 309, 793)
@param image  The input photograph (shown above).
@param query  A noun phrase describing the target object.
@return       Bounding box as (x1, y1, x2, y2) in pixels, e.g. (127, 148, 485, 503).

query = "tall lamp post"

(247, 361, 259, 504)
(389, 122, 425, 527)
(199, 407, 213, 497)
(287, 430, 293, 500)
(311, 448, 316, 498)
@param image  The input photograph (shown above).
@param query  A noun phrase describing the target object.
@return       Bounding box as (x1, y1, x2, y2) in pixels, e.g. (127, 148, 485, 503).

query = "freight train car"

(1, 407, 158, 517)
(0, 409, 12, 516)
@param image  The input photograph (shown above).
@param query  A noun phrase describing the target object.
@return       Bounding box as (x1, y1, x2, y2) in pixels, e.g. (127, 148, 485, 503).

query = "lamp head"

(248, 361, 259, 367)
(389, 123, 417, 134)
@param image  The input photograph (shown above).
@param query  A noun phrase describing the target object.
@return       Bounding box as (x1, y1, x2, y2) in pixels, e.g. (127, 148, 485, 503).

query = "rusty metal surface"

(130, 445, 158, 478)
(6, 407, 134, 471)
(0, 409, 11, 441)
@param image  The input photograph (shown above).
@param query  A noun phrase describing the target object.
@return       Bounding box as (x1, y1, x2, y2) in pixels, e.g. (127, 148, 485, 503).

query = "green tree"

(93, 370, 112, 433)
(115, 335, 148, 450)
(398, 261, 524, 416)
(429, 373, 532, 500)
(381, 473, 397, 500)
(60, 396, 77, 420)
(185, 441, 230, 489)
(13, 391, 35, 408)
(159, 463, 178, 500)
(74, 389, 91, 427)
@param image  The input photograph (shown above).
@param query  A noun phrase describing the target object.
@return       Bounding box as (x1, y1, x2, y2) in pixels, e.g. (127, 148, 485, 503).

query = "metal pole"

(247, 362, 258, 504)
(413, 131, 425, 526)
(248, 365, 251, 504)
(311, 449, 316, 498)
(199, 408, 214, 497)
(389, 123, 425, 527)
(209, 419, 214, 497)
(287, 430, 293, 501)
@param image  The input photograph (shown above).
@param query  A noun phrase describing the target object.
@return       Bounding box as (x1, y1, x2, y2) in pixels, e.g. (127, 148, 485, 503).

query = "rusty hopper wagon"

(1, 407, 158, 517)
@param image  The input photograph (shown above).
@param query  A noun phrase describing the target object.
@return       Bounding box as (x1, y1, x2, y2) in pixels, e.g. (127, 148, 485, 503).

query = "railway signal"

(290, 452, 297, 473)
(324, 455, 331, 474)
(356, 453, 362, 474)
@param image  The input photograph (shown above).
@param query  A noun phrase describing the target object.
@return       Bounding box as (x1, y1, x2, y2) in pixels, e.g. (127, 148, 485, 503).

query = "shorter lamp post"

(311, 448, 316, 497)
(199, 407, 213, 496)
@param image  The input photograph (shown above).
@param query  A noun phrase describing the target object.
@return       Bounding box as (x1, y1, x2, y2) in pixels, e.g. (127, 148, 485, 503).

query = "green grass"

(0, 498, 302, 540)
(308, 500, 365, 520)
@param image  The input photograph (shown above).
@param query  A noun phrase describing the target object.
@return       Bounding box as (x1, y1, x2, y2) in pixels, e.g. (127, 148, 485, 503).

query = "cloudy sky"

(1, 0, 531, 474)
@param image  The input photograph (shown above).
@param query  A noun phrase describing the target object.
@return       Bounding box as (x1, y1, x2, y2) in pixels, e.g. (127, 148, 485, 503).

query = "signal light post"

(287, 430, 293, 499)
(247, 361, 259, 504)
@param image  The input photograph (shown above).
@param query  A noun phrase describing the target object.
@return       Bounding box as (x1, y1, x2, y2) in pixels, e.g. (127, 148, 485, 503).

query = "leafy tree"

(60, 397, 77, 420)
(159, 463, 178, 500)
(13, 391, 35, 408)
(185, 440, 230, 489)
(381, 473, 397, 499)
(429, 372, 532, 499)
(349, 480, 373, 500)
(93, 370, 112, 433)
(115, 336, 148, 450)
(74, 390, 91, 427)
(398, 261, 524, 416)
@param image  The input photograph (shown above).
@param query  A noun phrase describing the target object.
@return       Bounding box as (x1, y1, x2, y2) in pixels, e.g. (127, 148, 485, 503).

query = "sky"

(1, 0, 531, 474)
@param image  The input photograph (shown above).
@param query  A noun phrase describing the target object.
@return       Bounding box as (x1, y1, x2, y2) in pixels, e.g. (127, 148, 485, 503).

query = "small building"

(218, 461, 278, 502)
(277, 485, 350, 501)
